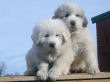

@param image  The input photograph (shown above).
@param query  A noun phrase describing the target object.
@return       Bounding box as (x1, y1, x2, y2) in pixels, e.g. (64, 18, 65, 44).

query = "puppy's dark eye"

(44, 34, 49, 37)
(76, 14, 80, 17)
(65, 13, 70, 17)
(56, 34, 60, 36)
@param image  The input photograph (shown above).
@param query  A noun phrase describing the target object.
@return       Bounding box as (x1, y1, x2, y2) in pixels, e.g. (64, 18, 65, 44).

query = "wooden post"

(91, 11, 110, 72)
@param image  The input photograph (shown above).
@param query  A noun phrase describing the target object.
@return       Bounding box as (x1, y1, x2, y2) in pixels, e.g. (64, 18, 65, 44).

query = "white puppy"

(24, 19, 74, 80)
(53, 2, 100, 74)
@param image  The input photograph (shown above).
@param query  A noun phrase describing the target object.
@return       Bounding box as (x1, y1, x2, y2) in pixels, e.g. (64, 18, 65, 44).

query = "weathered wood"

(55, 79, 110, 82)
(0, 72, 110, 82)
(96, 18, 110, 72)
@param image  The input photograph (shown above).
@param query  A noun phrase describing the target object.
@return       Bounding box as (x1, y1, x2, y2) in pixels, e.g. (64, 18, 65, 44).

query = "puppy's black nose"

(70, 21, 75, 26)
(49, 43, 55, 48)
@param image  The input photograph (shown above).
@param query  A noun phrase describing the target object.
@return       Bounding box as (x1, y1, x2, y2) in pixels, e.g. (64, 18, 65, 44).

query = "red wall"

(96, 18, 110, 72)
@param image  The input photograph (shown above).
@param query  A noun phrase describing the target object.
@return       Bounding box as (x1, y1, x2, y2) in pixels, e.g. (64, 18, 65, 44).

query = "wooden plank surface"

(55, 79, 110, 82)
(0, 72, 110, 81)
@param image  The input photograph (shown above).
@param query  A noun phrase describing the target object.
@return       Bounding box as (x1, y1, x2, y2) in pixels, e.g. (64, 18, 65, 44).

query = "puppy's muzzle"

(49, 42, 55, 48)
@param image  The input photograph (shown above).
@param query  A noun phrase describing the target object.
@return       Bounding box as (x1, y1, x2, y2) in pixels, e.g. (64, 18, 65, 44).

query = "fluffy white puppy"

(53, 2, 100, 74)
(24, 19, 74, 80)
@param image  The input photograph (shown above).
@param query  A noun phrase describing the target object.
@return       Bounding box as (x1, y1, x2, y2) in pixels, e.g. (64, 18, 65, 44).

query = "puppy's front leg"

(37, 62, 49, 80)
(48, 51, 74, 80)
(84, 47, 100, 74)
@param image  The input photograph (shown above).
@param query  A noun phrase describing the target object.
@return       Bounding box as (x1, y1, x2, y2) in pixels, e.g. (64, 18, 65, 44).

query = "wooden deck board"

(0, 72, 110, 81)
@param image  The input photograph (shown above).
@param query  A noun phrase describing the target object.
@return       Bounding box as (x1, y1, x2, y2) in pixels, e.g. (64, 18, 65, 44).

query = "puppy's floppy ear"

(62, 34, 66, 45)
(62, 31, 70, 45)
(82, 15, 88, 27)
(31, 32, 41, 45)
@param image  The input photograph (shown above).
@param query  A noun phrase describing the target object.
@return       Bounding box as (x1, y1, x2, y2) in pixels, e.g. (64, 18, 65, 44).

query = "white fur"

(53, 2, 100, 74)
(24, 19, 74, 80)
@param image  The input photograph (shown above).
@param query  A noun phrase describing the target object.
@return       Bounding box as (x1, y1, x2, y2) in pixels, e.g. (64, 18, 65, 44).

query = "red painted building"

(91, 11, 110, 72)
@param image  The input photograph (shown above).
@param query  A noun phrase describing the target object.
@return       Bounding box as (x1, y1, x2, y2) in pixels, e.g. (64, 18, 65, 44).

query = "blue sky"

(0, 0, 110, 75)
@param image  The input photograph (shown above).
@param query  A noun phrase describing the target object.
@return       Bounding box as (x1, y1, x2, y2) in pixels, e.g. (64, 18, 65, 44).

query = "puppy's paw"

(62, 67, 69, 75)
(87, 67, 100, 74)
(37, 70, 48, 80)
(48, 68, 61, 80)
